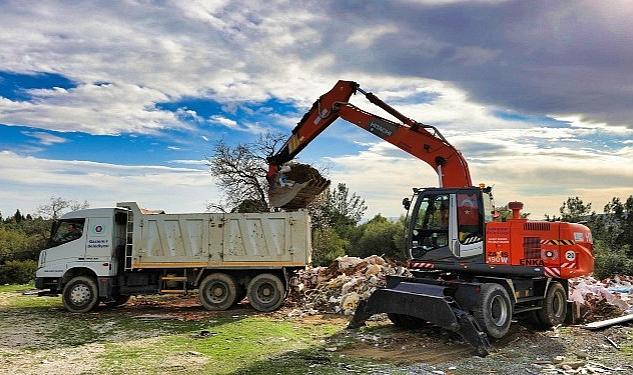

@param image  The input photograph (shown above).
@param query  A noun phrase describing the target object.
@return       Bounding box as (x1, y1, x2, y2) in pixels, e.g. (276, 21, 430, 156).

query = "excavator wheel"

(534, 282, 567, 328)
(473, 283, 513, 339)
(388, 313, 427, 329)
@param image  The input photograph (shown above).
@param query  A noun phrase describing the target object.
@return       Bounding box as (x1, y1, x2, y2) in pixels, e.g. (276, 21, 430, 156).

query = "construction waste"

(569, 275, 633, 321)
(288, 255, 410, 316)
(289, 256, 632, 323)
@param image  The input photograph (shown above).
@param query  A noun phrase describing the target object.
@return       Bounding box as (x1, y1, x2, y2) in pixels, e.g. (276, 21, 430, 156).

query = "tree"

(559, 196, 592, 223)
(309, 183, 367, 231)
(12, 209, 24, 223)
(350, 214, 406, 260)
(36, 196, 89, 220)
(312, 227, 348, 266)
(207, 132, 286, 212)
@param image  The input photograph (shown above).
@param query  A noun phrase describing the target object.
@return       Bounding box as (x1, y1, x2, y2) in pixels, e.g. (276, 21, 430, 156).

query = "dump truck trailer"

(35, 202, 311, 313)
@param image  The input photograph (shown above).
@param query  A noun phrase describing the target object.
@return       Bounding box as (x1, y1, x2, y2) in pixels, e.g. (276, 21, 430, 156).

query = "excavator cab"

(405, 187, 494, 264)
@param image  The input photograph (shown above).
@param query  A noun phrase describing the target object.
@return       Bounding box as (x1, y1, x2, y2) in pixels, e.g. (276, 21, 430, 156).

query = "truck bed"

(118, 202, 311, 269)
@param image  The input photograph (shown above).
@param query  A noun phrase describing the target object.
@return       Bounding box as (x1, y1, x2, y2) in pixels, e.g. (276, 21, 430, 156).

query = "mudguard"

(348, 279, 493, 357)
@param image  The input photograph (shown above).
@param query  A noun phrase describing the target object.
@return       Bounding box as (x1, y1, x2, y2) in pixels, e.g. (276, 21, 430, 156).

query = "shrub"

(350, 215, 406, 260)
(0, 259, 38, 285)
(592, 240, 633, 279)
(312, 228, 348, 266)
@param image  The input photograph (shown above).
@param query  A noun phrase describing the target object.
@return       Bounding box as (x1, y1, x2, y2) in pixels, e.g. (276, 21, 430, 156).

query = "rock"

(553, 356, 565, 364)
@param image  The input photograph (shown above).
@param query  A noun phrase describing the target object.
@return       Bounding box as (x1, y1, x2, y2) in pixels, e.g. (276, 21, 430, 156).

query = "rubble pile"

(569, 276, 633, 321)
(288, 255, 411, 316)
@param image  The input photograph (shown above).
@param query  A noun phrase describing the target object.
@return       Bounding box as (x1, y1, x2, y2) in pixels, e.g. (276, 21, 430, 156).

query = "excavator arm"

(267, 80, 472, 208)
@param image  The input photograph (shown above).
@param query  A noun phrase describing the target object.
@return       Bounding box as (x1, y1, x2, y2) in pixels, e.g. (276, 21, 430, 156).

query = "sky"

(0, 0, 632, 219)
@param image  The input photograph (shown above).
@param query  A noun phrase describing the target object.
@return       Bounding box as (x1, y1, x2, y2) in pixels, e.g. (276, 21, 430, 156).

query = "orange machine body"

(485, 218, 594, 280)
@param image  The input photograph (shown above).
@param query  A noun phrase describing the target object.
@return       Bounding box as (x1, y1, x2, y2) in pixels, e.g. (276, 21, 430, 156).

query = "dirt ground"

(1, 287, 632, 374)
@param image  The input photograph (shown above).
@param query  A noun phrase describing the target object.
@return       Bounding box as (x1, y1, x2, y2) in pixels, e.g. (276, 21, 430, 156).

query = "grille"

(524, 222, 551, 231)
(523, 236, 542, 259)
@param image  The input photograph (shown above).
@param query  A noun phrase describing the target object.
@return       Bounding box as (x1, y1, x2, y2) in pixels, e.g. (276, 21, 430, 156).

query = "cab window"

(457, 192, 483, 244)
(50, 219, 85, 245)
(411, 194, 450, 255)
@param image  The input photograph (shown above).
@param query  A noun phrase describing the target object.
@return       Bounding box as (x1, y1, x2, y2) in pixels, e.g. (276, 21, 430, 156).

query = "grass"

(0, 285, 400, 374)
(100, 316, 342, 374)
(0, 283, 34, 293)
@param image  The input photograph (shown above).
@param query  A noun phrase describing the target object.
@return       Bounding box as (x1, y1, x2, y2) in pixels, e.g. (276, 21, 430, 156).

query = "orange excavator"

(267, 80, 594, 355)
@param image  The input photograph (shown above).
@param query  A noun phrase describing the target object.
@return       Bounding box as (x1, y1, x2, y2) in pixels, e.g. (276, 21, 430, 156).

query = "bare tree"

(207, 132, 286, 212)
(37, 196, 90, 219)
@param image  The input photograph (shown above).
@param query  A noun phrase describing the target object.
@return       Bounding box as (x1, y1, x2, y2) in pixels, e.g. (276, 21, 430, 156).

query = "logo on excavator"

(368, 118, 397, 138)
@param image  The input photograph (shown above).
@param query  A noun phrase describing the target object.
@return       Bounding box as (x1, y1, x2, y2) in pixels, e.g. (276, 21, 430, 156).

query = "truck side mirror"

(402, 197, 411, 210)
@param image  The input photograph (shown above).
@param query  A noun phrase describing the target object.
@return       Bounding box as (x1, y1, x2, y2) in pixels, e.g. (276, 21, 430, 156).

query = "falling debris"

(288, 255, 411, 316)
(569, 276, 632, 321)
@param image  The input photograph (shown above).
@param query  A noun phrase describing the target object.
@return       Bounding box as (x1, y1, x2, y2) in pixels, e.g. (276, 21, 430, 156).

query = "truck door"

(84, 217, 113, 261)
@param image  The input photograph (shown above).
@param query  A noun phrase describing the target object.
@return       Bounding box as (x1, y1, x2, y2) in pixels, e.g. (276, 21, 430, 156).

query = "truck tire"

(199, 273, 239, 311)
(104, 295, 131, 308)
(535, 282, 567, 328)
(247, 273, 285, 312)
(62, 276, 100, 313)
(473, 283, 513, 339)
(388, 313, 427, 329)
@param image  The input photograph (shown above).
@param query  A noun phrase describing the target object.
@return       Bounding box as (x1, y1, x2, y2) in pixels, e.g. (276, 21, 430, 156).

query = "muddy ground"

(1, 285, 632, 374)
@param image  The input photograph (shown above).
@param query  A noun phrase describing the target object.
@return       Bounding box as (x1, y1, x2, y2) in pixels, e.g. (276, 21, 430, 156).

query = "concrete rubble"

(288, 255, 411, 316)
(569, 276, 633, 321)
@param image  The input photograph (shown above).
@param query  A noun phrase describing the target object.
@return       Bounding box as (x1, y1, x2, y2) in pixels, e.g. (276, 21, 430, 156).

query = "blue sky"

(0, 1, 632, 218)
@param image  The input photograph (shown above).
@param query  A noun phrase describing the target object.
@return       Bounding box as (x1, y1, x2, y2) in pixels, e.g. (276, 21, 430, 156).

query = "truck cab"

(36, 207, 129, 310)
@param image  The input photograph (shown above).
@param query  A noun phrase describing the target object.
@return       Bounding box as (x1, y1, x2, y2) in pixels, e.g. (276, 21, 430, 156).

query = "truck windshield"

(49, 219, 85, 246)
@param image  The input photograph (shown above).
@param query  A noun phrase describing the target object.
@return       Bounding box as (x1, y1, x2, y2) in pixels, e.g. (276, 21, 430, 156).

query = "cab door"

(451, 191, 485, 258)
(84, 217, 113, 260)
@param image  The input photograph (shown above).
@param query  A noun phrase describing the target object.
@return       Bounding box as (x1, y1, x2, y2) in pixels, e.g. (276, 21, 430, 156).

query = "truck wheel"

(388, 313, 427, 329)
(247, 273, 285, 312)
(535, 282, 567, 328)
(104, 295, 131, 308)
(62, 276, 100, 313)
(199, 273, 238, 311)
(473, 283, 513, 339)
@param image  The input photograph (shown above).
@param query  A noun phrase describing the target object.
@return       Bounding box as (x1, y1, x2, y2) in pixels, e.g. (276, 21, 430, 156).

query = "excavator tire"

(535, 282, 567, 328)
(473, 283, 513, 339)
(388, 313, 427, 329)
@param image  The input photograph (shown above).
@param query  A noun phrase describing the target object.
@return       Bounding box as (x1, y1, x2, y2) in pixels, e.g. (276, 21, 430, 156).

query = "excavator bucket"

(348, 276, 493, 357)
(268, 163, 330, 209)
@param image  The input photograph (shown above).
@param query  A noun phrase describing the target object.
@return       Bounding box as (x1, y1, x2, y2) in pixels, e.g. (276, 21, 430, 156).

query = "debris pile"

(569, 276, 633, 321)
(288, 255, 410, 316)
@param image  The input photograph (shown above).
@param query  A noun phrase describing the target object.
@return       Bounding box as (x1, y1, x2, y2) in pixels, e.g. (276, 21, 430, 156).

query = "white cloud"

(21, 131, 67, 145)
(324, 139, 633, 219)
(208, 115, 238, 128)
(0, 151, 220, 215)
(167, 146, 182, 150)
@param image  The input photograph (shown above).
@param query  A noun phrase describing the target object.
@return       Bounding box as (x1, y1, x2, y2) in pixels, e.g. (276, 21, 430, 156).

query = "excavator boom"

(267, 80, 472, 208)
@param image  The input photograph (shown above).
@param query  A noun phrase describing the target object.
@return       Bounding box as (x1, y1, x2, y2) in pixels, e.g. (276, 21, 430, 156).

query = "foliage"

(311, 228, 348, 266)
(559, 196, 592, 223)
(309, 183, 367, 231)
(207, 132, 286, 212)
(0, 259, 38, 284)
(0, 213, 52, 262)
(349, 215, 406, 260)
(592, 240, 633, 280)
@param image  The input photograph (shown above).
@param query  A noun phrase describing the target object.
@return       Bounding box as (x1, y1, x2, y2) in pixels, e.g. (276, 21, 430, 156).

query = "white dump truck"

(35, 202, 312, 313)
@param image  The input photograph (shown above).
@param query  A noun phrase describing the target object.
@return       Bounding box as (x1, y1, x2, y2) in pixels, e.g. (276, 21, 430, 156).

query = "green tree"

(309, 183, 367, 231)
(311, 227, 348, 266)
(559, 196, 592, 223)
(350, 214, 406, 260)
